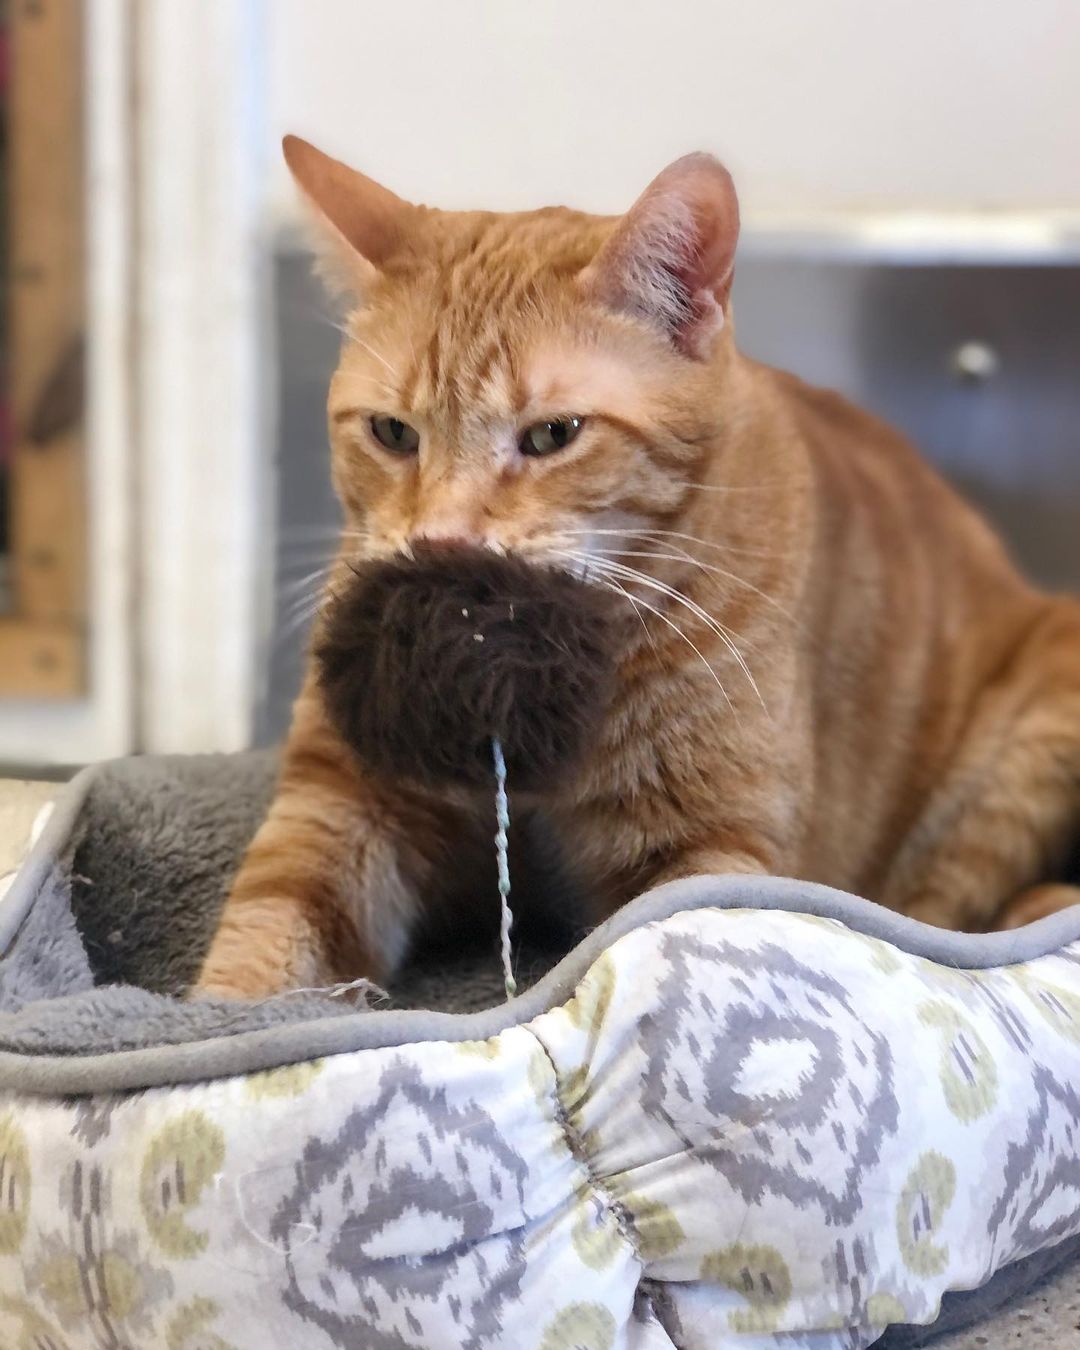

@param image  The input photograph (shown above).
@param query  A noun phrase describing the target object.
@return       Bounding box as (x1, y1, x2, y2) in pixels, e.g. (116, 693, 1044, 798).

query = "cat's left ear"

(581, 153, 739, 359)
(283, 135, 414, 298)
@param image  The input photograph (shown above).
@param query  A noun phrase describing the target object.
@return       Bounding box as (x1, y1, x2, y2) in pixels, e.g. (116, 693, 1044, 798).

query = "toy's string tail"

(492, 737, 517, 1001)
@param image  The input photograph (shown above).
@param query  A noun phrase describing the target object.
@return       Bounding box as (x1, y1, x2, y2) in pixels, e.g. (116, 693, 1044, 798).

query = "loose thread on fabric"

(492, 736, 517, 1000)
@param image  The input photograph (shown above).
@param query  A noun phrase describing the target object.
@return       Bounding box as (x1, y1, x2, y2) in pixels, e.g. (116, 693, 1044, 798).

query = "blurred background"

(0, 0, 1078, 770)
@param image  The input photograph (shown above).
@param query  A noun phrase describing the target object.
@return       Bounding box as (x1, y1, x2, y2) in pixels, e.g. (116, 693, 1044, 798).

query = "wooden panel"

(0, 0, 135, 760)
(0, 617, 82, 696)
(8, 0, 86, 631)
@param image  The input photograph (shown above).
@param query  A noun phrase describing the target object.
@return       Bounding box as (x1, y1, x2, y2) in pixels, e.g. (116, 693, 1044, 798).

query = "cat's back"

(757, 360, 1032, 604)
(738, 362, 1052, 895)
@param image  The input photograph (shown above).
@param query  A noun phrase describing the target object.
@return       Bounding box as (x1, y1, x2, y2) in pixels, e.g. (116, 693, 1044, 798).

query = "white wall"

(133, 0, 272, 755)
(266, 0, 1080, 223)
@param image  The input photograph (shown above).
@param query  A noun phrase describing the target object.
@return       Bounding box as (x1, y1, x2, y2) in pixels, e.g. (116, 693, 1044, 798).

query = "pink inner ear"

(585, 153, 740, 357)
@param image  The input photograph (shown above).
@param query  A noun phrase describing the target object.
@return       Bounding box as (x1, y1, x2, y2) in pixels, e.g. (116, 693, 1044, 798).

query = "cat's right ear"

(581, 153, 740, 359)
(283, 135, 412, 298)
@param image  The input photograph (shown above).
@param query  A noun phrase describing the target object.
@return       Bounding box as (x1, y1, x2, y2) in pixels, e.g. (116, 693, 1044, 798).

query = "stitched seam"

(637, 1278, 686, 1348)
(524, 1024, 643, 1266)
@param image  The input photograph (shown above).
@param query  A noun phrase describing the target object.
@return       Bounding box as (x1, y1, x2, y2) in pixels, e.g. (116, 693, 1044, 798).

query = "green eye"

(520, 415, 584, 457)
(370, 414, 420, 454)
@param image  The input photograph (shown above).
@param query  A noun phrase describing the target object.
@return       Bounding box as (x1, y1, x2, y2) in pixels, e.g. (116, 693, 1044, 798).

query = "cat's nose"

(411, 514, 487, 550)
(413, 526, 476, 550)
(410, 487, 490, 549)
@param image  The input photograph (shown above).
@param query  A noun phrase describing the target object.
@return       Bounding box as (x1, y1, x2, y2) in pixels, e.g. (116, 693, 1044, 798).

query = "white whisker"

(350, 374, 401, 401)
(276, 526, 368, 546)
(602, 558, 768, 715)
(557, 549, 768, 717)
(276, 543, 341, 564)
(604, 574, 658, 655)
(350, 336, 399, 381)
(280, 303, 353, 343)
(585, 550, 769, 653)
(277, 523, 347, 537)
(675, 480, 784, 493)
(276, 558, 335, 576)
(558, 526, 794, 563)
(277, 564, 331, 603)
(627, 538, 800, 628)
(587, 548, 797, 628)
(580, 569, 737, 720)
(279, 589, 327, 631)
(275, 593, 326, 646)
(560, 529, 799, 626)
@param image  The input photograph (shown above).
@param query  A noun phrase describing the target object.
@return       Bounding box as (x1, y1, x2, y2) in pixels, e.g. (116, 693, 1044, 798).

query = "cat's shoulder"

(752, 359, 926, 471)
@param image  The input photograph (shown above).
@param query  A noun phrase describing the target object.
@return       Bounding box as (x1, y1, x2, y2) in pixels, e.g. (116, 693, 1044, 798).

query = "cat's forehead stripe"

(346, 212, 639, 423)
(402, 213, 602, 410)
(525, 344, 649, 422)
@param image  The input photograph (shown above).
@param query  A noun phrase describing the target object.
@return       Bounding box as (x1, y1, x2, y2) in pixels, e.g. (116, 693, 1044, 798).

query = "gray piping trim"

(0, 761, 1078, 1096)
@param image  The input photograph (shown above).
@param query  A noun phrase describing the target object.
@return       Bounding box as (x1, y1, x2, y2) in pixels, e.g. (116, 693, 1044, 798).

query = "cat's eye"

(520, 415, 584, 457)
(370, 414, 420, 455)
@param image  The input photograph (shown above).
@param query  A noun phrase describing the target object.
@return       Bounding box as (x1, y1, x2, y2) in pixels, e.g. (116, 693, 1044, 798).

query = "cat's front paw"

(191, 896, 340, 1001)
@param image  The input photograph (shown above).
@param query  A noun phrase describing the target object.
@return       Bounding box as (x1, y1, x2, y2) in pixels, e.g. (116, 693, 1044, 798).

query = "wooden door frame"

(0, 0, 271, 765)
(0, 0, 134, 764)
(0, 0, 87, 698)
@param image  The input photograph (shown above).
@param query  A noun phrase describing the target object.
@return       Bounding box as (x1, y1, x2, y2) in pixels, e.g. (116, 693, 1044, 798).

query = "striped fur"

(195, 143, 1080, 998)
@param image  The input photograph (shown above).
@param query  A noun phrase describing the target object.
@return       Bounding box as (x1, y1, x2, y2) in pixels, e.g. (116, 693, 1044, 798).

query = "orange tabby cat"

(195, 137, 1080, 999)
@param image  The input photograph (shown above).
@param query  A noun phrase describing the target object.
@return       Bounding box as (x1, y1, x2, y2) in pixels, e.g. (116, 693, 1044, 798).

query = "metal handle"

(949, 340, 1000, 385)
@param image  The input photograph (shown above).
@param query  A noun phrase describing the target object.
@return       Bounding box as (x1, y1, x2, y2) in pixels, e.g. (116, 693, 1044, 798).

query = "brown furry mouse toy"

(316, 545, 619, 793)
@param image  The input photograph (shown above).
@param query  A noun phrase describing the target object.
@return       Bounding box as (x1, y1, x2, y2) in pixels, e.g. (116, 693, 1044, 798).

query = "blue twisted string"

(492, 737, 517, 1000)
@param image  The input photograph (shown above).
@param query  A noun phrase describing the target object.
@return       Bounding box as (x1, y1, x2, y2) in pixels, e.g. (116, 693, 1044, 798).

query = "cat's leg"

(583, 841, 773, 928)
(598, 769, 790, 908)
(994, 884, 1080, 929)
(884, 601, 1080, 932)
(650, 843, 773, 884)
(195, 785, 416, 999)
(194, 698, 469, 1000)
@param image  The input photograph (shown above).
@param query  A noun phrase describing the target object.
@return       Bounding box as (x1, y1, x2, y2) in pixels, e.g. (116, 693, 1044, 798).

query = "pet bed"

(0, 752, 1079, 1349)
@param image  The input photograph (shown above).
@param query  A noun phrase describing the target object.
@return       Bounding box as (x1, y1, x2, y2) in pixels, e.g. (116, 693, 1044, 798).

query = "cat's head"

(285, 136, 740, 573)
